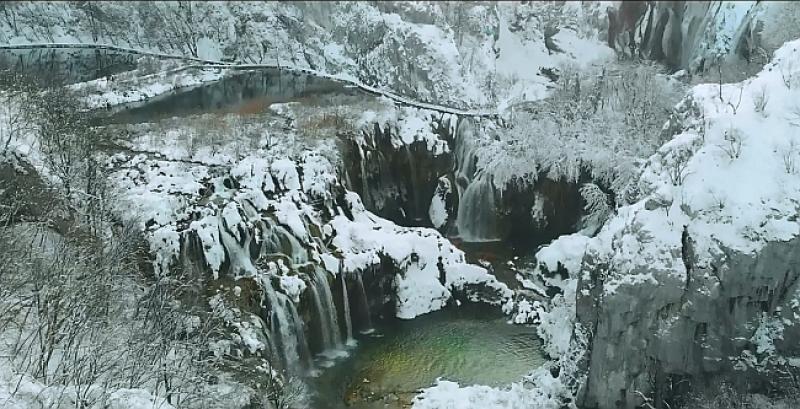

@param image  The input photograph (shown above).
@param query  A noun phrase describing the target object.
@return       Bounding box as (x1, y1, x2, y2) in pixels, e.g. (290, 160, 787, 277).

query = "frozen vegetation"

(2, 2, 800, 409)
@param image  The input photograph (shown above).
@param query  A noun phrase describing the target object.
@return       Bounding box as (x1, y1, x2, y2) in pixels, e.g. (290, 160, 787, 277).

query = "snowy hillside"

(0, 1, 614, 110)
(526, 37, 800, 408)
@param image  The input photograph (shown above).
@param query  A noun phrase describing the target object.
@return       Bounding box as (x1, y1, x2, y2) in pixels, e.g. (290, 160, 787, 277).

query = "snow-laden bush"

(579, 183, 612, 233)
(474, 61, 682, 203)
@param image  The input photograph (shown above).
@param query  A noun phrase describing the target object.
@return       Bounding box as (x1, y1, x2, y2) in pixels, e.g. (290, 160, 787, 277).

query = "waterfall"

(307, 278, 332, 350)
(263, 283, 303, 374)
(287, 296, 313, 370)
(359, 145, 370, 206)
(309, 266, 342, 351)
(456, 172, 500, 242)
(340, 269, 354, 343)
(218, 214, 313, 374)
(261, 223, 308, 265)
(354, 272, 373, 333)
(452, 119, 500, 242)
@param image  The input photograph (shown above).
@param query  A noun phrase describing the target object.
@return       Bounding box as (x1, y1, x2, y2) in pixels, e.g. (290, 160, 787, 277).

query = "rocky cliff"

(535, 38, 800, 408)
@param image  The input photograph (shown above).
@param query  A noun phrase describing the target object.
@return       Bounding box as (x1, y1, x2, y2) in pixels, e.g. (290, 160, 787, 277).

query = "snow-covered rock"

(535, 38, 800, 408)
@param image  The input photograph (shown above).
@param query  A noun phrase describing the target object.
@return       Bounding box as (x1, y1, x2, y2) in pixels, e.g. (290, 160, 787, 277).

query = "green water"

(310, 304, 545, 408)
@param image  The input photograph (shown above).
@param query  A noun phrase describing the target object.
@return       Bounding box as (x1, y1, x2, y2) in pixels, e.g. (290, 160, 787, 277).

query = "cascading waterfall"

(261, 222, 308, 265)
(218, 215, 316, 374)
(452, 119, 500, 242)
(354, 272, 373, 333)
(278, 226, 309, 265)
(456, 171, 500, 242)
(263, 282, 303, 373)
(340, 270, 354, 343)
(287, 296, 314, 369)
(308, 277, 333, 350)
(309, 266, 342, 352)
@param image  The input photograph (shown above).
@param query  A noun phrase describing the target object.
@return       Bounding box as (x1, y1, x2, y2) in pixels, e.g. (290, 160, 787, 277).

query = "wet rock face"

(343, 116, 586, 251)
(576, 236, 800, 409)
(608, 1, 769, 72)
(496, 177, 583, 251)
(341, 123, 454, 228)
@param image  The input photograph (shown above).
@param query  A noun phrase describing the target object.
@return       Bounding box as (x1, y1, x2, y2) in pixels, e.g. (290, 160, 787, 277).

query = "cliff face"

(535, 38, 800, 408)
(610, 1, 800, 74)
(577, 237, 800, 408)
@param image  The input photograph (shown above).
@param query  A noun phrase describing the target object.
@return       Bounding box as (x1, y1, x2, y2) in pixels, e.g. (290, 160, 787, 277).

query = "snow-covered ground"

(71, 61, 228, 108)
(0, 2, 615, 112)
(0, 362, 175, 409)
(5, 3, 800, 408)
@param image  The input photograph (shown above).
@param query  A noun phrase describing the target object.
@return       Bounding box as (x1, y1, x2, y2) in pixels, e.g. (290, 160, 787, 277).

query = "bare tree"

(751, 84, 769, 116)
(719, 125, 744, 161)
(781, 139, 798, 175)
(0, 70, 37, 154)
(28, 86, 102, 199)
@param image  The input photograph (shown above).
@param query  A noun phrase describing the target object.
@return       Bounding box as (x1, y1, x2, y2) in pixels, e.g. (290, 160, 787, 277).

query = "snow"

(9, 5, 797, 408)
(493, 5, 614, 112)
(331, 193, 511, 319)
(397, 111, 450, 155)
(0, 355, 176, 409)
(532, 38, 800, 299)
(71, 64, 227, 109)
(0, 2, 618, 117)
(534, 234, 590, 276)
(428, 191, 449, 229)
(690, 1, 759, 69)
(271, 158, 302, 190)
(413, 33, 800, 409)
(279, 273, 307, 303)
(109, 122, 509, 327)
(411, 367, 571, 409)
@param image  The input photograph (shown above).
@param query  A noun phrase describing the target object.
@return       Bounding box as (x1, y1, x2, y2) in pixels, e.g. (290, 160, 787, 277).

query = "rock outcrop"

(536, 38, 800, 408)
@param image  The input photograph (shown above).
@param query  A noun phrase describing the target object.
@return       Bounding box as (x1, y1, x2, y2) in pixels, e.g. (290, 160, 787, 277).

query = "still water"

(310, 304, 544, 408)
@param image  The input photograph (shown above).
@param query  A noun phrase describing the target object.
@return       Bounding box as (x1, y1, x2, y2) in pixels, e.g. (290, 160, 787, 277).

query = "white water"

(340, 270, 354, 343)
(354, 272, 373, 332)
(456, 172, 500, 242)
(452, 119, 500, 242)
(263, 282, 303, 373)
(307, 278, 333, 350)
(310, 266, 343, 351)
(218, 215, 318, 374)
(259, 222, 309, 265)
